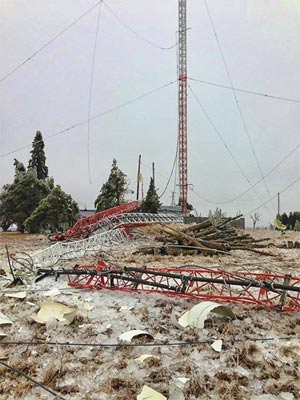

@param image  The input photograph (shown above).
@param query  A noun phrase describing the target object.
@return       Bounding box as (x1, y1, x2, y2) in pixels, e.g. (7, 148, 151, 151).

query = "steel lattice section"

(54, 201, 141, 241)
(92, 213, 183, 234)
(67, 262, 300, 312)
(31, 228, 129, 267)
(30, 214, 183, 267)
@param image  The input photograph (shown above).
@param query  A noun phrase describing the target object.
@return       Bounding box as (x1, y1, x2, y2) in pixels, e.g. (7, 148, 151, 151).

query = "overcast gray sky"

(1, 0, 299, 227)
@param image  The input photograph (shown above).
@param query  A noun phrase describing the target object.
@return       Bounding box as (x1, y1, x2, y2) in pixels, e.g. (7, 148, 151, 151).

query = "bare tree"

(250, 212, 261, 230)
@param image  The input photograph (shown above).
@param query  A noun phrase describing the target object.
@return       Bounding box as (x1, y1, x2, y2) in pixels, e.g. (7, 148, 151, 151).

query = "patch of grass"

(214, 381, 248, 400)
(43, 363, 65, 389)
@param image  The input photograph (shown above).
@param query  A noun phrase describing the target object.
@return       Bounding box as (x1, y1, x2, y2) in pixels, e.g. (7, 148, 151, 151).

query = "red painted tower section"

(178, 0, 188, 216)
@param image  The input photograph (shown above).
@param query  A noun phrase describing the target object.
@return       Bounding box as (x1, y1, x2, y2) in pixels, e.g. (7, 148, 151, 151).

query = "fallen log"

(217, 214, 243, 229)
(161, 225, 230, 252)
(180, 219, 212, 233)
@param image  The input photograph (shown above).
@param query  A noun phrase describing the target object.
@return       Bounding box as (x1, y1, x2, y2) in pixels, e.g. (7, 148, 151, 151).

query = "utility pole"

(277, 192, 280, 218)
(178, 0, 188, 216)
(171, 191, 176, 207)
(136, 154, 141, 201)
(152, 162, 155, 187)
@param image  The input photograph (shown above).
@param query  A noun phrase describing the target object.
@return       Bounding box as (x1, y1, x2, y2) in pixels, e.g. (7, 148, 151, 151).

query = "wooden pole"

(136, 154, 141, 201)
(152, 162, 155, 187)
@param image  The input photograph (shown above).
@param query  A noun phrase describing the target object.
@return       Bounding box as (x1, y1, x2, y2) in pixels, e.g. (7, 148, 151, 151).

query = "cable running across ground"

(0, 360, 67, 400)
(0, 336, 296, 348)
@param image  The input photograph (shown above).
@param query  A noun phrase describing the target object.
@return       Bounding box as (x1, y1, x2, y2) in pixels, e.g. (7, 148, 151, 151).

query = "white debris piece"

(178, 301, 235, 329)
(32, 301, 76, 325)
(43, 288, 61, 297)
(4, 291, 27, 299)
(0, 312, 13, 326)
(0, 331, 7, 338)
(120, 305, 134, 311)
(211, 339, 222, 352)
(173, 377, 190, 389)
(134, 354, 160, 363)
(137, 385, 167, 400)
(119, 329, 154, 343)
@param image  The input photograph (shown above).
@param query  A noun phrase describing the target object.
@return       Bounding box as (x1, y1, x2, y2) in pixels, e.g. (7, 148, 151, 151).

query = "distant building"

(159, 205, 182, 215)
(77, 209, 95, 219)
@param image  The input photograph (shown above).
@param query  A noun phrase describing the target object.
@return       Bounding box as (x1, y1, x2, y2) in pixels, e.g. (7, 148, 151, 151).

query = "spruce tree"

(0, 169, 50, 232)
(94, 159, 128, 212)
(24, 186, 79, 233)
(141, 177, 160, 213)
(28, 131, 48, 179)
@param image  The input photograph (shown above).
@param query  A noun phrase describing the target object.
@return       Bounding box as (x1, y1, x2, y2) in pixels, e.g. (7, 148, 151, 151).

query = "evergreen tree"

(142, 177, 160, 213)
(0, 170, 50, 232)
(24, 186, 79, 233)
(94, 159, 128, 212)
(280, 212, 289, 227)
(28, 131, 48, 179)
(0, 184, 14, 231)
(288, 212, 296, 230)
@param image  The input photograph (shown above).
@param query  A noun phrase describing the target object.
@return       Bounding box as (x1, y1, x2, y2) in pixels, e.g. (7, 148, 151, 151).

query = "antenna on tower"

(178, 0, 188, 216)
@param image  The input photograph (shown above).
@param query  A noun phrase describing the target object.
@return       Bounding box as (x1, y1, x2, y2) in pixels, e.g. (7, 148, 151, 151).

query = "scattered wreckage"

(3, 203, 300, 312)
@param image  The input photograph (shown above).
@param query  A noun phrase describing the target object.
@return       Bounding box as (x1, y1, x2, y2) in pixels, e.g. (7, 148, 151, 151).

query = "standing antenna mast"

(178, 0, 188, 216)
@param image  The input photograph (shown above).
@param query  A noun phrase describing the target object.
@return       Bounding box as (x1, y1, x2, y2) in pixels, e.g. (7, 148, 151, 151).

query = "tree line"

(278, 212, 300, 231)
(0, 132, 160, 233)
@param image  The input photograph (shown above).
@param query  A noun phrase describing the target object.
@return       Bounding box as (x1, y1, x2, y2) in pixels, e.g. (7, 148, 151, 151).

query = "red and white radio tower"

(178, 0, 188, 216)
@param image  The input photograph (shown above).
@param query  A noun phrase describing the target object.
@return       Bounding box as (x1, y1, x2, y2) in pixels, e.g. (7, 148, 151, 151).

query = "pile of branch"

(136, 216, 273, 257)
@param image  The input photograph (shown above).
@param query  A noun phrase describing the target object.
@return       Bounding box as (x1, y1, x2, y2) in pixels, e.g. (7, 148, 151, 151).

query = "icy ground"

(0, 228, 300, 399)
